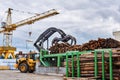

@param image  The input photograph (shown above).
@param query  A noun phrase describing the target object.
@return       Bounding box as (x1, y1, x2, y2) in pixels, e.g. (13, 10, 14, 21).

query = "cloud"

(0, 0, 120, 52)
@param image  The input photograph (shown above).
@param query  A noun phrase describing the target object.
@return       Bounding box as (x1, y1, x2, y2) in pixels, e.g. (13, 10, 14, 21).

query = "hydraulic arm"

(34, 27, 76, 51)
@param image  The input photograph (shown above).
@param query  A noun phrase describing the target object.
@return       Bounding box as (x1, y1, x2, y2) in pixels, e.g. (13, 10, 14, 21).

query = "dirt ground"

(0, 70, 63, 80)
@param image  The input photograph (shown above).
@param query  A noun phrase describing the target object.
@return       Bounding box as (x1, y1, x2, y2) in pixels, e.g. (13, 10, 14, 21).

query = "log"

(49, 38, 120, 79)
(49, 38, 120, 53)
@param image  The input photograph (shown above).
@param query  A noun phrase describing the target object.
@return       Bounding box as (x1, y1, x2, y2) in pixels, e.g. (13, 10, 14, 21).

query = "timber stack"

(63, 50, 120, 80)
(49, 38, 120, 79)
(49, 38, 120, 53)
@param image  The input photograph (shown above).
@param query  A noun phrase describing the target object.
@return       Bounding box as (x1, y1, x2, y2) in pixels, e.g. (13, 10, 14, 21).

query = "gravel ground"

(0, 70, 63, 80)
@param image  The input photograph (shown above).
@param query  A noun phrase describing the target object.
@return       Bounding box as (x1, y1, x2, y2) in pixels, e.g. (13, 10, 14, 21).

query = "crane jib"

(0, 9, 59, 32)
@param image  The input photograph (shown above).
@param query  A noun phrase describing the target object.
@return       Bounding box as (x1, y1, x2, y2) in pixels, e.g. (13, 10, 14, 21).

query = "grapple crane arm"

(34, 27, 67, 51)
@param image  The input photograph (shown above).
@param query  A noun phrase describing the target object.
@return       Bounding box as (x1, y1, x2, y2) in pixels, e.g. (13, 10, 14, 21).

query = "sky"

(0, 0, 120, 52)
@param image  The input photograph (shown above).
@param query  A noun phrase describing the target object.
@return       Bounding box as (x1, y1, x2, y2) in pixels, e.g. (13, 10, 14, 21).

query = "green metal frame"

(94, 51, 98, 78)
(77, 52, 80, 77)
(39, 50, 48, 66)
(57, 56, 60, 67)
(94, 49, 113, 80)
(71, 53, 74, 77)
(39, 49, 113, 80)
(109, 50, 113, 80)
(66, 53, 68, 77)
(102, 51, 105, 80)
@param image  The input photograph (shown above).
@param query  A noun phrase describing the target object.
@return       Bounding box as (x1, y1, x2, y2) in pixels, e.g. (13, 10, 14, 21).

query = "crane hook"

(29, 31, 32, 37)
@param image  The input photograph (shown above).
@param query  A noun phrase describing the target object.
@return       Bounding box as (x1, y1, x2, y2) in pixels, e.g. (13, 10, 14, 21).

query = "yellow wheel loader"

(14, 52, 37, 73)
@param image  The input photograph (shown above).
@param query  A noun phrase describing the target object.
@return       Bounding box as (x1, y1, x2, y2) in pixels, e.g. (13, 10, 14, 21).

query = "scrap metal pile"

(49, 38, 120, 54)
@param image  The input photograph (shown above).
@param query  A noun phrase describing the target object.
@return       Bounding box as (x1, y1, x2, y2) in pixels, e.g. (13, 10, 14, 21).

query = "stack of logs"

(64, 50, 120, 80)
(49, 38, 120, 54)
(49, 38, 120, 79)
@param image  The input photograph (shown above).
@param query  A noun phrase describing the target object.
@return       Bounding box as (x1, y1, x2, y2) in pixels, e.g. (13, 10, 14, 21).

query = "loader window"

(30, 54, 36, 60)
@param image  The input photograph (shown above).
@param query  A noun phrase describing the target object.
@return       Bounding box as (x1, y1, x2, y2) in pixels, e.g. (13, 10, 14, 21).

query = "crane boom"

(0, 8, 59, 59)
(0, 9, 59, 33)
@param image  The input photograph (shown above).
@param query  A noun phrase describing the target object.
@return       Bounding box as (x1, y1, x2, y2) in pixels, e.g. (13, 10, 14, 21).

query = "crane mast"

(3, 8, 13, 46)
(0, 8, 59, 59)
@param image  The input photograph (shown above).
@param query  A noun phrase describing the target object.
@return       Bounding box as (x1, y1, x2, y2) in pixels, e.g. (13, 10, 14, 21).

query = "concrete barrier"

(0, 59, 16, 70)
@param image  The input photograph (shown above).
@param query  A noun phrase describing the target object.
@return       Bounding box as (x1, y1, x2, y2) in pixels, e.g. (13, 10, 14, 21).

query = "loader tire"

(19, 63, 28, 73)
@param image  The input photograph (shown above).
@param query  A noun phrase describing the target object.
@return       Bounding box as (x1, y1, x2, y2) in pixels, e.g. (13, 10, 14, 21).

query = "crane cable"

(11, 8, 40, 15)
(12, 8, 34, 49)
(26, 25, 33, 49)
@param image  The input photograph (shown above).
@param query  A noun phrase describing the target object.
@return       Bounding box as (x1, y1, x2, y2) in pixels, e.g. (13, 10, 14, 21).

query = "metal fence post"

(94, 51, 98, 78)
(102, 51, 105, 80)
(72, 53, 74, 77)
(57, 56, 60, 67)
(77, 52, 80, 77)
(109, 50, 113, 80)
(66, 53, 69, 77)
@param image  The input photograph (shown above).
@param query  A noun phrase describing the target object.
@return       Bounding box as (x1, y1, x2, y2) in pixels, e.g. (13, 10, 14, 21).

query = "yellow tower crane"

(0, 8, 59, 59)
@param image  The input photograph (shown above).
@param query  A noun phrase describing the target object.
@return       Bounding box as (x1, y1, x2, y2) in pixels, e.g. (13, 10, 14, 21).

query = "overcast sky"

(0, 0, 120, 52)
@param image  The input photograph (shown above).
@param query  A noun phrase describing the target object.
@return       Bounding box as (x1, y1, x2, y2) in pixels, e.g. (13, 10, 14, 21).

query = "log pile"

(49, 38, 120, 54)
(48, 38, 120, 79)
(64, 51, 120, 80)
(81, 38, 120, 50)
(49, 43, 71, 53)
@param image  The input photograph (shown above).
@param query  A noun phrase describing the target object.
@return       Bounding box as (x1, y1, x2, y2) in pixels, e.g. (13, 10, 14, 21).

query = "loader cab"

(16, 51, 37, 60)
(26, 52, 37, 61)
